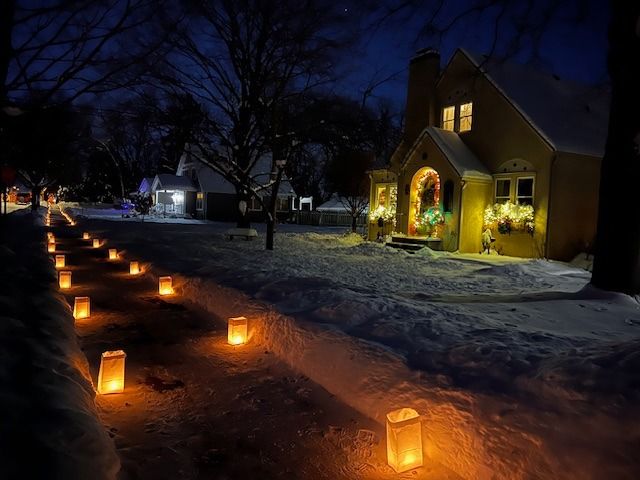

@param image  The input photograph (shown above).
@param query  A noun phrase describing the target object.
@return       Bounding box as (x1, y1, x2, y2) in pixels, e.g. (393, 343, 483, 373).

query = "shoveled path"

(50, 209, 459, 480)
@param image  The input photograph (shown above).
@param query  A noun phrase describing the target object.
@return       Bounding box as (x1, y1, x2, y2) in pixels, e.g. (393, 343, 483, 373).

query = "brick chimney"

(403, 48, 440, 145)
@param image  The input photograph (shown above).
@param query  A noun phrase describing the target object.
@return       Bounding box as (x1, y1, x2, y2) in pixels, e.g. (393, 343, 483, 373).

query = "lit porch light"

(386, 408, 423, 473)
(108, 249, 118, 261)
(158, 276, 173, 295)
(129, 261, 140, 275)
(228, 316, 248, 345)
(55, 254, 65, 268)
(73, 296, 91, 319)
(58, 271, 72, 289)
(97, 350, 126, 394)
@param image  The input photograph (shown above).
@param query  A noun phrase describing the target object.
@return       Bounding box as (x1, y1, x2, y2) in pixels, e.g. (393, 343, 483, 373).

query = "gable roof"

(152, 174, 198, 192)
(179, 147, 297, 197)
(459, 49, 609, 157)
(403, 126, 491, 181)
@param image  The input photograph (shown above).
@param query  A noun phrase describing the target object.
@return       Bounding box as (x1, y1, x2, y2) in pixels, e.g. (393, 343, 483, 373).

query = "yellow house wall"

(368, 169, 398, 241)
(459, 181, 491, 253)
(546, 152, 601, 260)
(435, 52, 554, 258)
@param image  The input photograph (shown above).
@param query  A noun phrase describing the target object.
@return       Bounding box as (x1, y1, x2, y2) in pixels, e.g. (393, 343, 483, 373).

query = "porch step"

(386, 241, 425, 253)
(386, 235, 443, 254)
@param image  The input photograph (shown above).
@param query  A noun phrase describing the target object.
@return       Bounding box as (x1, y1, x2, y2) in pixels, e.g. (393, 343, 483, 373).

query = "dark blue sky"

(342, 1, 610, 113)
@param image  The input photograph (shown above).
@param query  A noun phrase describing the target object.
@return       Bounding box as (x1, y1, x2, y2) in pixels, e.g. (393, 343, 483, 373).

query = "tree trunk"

(31, 185, 41, 211)
(266, 167, 285, 251)
(0, 1, 15, 104)
(591, 3, 640, 294)
(351, 214, 357, 233)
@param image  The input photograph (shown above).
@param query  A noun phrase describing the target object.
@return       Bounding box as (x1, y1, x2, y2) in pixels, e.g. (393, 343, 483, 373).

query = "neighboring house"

(173, 146, 297, 221)
(369, 48, 608, 260)
(150, 174, 199, 215)
(316, 193, 369, 214)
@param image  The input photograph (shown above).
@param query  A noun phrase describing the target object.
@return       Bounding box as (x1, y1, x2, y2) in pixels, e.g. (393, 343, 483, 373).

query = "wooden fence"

(293, 211, 367, 227)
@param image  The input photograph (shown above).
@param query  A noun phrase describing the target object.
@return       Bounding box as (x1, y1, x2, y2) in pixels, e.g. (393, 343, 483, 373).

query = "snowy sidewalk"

(74, 215, 640, 480)
(0, 208, 119, 479)
(59, 214, 458, 478)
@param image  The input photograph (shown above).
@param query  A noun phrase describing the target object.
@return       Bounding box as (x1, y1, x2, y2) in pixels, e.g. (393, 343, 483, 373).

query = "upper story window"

(442, 106, 455, 131)
(441, 102, 473, 133)
(459, 102, 473, 132)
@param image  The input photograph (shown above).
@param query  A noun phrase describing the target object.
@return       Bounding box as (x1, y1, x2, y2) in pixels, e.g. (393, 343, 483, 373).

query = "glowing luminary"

(386, 408, 423, 473)
(97, 350, 126, 394)
(55, 255, 65, 268)
(129, 261, 140, 275)
(47, 242, 56, 253)
(83, 232, 90, 240)
(59, 271, 72, 289)
(158, 276, 173, 295)
(92, 238, 100, 248)
(73, 296, 90, 319)
(227, 316, 248, 345)
(108, 249, 118, 261)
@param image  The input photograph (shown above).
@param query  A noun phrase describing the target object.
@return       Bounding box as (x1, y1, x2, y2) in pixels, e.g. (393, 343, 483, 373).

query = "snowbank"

(0, 209, 119, 479)
(79, 219, 640, 480)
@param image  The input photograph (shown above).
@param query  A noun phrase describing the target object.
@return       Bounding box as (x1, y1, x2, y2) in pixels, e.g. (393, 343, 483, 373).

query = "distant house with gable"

(139, 146, 297, 220)
(369, 48, 608, 260)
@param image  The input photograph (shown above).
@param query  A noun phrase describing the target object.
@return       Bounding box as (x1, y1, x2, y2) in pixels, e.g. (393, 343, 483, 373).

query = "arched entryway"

(408, 167, 443, 236)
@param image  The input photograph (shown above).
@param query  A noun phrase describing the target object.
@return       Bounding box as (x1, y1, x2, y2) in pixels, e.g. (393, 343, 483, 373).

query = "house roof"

(152, 174, 198, 192)
(460, 49, 609, 157)
(316, 193, 368, 213)
(181, 147, 296, 197)
(138, 177, 154, 193)
(403, 127, 492, 181)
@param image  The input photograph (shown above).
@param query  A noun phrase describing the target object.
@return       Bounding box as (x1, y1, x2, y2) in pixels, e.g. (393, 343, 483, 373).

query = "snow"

(424, 127, 492, 181)
(73, 212, 640, 480)
(0, 208, 119, 479)
(66, 203, 208, 224)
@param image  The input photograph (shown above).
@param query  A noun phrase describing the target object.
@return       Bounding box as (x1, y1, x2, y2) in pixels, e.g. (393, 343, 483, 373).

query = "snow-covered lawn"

(69, 206, 640, 479)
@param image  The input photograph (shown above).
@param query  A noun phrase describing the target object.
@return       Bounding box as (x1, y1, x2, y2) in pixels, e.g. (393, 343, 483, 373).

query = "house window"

(196, 192, 204, 210)
(459, 102, 473, 132)
(516, 177, 534, 205)
(376, 186, 387, 207)
(495, 179, 511, 204)
(442, 106, 455, 131)
(249, 196, 262, 211)
(276, 197, 289, 211)
(442, 180, 454, 213)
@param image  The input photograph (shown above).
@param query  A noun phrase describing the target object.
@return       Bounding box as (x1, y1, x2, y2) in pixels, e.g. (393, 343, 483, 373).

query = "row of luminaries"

(46, 205, 423, 474)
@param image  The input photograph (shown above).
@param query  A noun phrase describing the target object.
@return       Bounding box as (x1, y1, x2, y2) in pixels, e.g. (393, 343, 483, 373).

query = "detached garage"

(150, 174, 198, 216)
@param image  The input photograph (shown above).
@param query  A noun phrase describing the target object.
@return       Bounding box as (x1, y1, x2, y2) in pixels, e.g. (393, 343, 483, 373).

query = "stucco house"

(369, 48, 608, 260)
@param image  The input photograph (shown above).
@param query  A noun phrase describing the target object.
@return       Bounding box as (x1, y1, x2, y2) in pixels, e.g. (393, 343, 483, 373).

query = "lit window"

(495, 179, 511, 203)
(442, 106, 455, 131)
(376, 186, 387, 207)
(196, 192, 204, 210)
(459, 102, 473, 132)
(516, 177, 534, 205)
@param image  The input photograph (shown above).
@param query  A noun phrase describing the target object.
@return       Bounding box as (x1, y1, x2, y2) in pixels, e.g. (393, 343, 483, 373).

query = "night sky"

(344, 1, 610, 113)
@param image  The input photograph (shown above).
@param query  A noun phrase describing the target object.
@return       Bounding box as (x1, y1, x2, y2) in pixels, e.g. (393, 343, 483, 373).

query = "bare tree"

(1, 0, 172, 107)
(165, 0, 361, 248)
